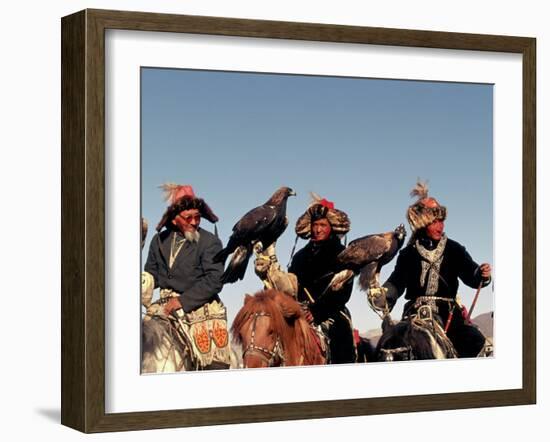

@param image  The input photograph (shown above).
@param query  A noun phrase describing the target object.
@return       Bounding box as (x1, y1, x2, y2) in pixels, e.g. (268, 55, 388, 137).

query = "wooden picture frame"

(61, 9, 536, 433)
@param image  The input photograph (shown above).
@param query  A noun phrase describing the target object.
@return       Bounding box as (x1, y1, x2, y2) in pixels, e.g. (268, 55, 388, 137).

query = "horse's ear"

(244, 294, 253, 305)
(382, 315, 394, 333)
(277, 293, 301, 320)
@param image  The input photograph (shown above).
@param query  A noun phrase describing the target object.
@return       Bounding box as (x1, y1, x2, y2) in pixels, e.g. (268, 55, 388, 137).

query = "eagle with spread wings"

(214, 186, 296, 284)
(327, 224, 406, 292)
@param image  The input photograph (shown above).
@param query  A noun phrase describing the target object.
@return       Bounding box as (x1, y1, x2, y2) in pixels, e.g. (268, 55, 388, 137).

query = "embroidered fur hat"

(295, 192, 350, 239)
(406, 180, 447, 232)
(155, 183, 219, 232)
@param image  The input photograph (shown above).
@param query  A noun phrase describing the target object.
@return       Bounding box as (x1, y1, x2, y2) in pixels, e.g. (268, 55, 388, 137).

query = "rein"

(243, 312, 285, 366)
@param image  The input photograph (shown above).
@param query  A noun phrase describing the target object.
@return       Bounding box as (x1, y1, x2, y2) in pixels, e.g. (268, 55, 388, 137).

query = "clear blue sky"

(141, 67, 493, 334)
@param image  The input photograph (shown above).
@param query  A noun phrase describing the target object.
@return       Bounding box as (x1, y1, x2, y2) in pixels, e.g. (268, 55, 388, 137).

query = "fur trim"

(156, 193, 219, 232)
(406, 180, 447, 232)
(295, 193, 350, 239)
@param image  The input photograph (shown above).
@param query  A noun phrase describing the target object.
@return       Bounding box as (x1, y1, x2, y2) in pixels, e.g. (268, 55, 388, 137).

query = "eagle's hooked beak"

(288, 189, 297, 197)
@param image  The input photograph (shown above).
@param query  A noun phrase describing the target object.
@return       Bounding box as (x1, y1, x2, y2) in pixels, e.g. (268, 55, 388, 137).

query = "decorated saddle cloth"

(182, 300, 232, 368)
(159, 289, 232, 369)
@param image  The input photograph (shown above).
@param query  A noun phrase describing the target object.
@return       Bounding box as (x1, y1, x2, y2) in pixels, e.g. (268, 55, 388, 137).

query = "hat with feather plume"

(406, 180, 447, 232)
(295, 192, 350, 239)
(155, 183, 219, 232)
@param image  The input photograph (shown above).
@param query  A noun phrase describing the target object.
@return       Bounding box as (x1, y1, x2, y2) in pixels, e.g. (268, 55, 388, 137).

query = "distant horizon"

(141, 67, 494, 335)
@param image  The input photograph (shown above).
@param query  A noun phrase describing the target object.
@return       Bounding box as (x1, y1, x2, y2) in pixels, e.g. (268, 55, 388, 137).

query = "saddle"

(146, 294, 232, 370)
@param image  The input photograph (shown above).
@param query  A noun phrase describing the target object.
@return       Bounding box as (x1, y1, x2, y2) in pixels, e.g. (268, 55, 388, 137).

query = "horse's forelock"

(232, 289, 318, 366)
(377, 321, 406, 348)
(231, 290, 286, 346)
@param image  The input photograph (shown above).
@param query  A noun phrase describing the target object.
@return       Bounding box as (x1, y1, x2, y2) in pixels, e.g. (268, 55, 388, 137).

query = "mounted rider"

(288, 194, 357, 364)
(377, 181, 492, 358)
(143, 184, 232, 369)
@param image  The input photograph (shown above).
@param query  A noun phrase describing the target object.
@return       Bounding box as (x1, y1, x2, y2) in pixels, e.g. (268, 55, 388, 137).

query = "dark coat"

(385, 236, 488, 305)
(144, 227, 224, 312)
(289, 236, 352, 323)
(289, 236, 356, 364)
(384, 235, 490, 357)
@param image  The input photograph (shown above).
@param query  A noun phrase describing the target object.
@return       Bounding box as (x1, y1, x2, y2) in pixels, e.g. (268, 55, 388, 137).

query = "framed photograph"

(61, 9, 536, 433)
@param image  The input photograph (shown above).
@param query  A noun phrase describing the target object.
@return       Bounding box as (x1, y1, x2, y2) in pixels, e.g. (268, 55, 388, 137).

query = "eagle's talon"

(369, 286, 388, 299)
(253, 241, 264, 255)
(367, 286, 390, 318)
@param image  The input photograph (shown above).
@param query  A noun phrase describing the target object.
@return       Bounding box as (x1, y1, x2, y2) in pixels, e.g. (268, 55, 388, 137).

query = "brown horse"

(231, 289, 327, 368)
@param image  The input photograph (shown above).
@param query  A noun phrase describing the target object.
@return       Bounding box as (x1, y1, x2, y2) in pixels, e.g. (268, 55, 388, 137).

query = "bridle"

(379, 346, 414, 361)
(242, 312, 285, 367)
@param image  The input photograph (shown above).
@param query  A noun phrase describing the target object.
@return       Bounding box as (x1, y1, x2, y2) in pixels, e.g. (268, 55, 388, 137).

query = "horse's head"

(241, 310, 285, 368)
(377, 320, 414, 362)
(377, 314, 453, 361)
(232, 289, 323, 367)
(231, 291, 298, 368)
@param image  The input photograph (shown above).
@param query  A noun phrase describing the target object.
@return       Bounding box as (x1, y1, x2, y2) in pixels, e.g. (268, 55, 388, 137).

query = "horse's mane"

(231, 289, 320, 366)
(143, 317, 168, 354)
(142, 316, 184, 355)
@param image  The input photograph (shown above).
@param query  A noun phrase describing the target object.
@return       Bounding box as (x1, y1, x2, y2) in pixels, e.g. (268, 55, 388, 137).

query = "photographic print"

(140, 68, 494, 372)
(62, 9, 535, 431)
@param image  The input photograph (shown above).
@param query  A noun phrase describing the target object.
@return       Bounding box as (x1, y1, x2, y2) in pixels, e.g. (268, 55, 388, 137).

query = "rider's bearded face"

(311, 218, 332, 242)
(172, 208, 201, 234)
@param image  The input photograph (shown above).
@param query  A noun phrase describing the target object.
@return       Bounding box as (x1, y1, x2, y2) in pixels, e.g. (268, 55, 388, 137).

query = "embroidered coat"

(384, 235, 490, 311)
(384, 234, 491, 358)
(144, 227, 224, 313)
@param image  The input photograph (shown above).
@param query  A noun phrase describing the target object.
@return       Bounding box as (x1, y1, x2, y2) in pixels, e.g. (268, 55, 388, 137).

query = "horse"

(141, 309, 195, 373)
(376, 312, 458, 362)
(142, 303, 242, 373)
(141, 220, 195, 373)
(231, 289, 327, 368)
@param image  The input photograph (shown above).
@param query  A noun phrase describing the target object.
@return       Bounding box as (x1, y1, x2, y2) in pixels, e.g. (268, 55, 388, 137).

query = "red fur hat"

(155, 183, 219, 231)
(406, 180, 447, 232)
(295, 192, 350, 239)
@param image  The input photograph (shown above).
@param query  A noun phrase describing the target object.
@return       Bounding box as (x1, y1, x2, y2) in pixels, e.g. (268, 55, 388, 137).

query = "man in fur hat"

(288, 194, 356, 364)
(143, 184, 232, 369)
(380, 181, 492, 358)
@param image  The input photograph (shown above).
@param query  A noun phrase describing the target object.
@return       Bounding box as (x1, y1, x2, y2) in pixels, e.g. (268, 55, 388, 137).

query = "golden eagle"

(214, 187, 296, 284)
(327, 224, 406, 292)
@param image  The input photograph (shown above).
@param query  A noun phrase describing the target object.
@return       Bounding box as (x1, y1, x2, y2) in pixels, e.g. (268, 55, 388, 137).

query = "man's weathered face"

(171, 208, 201, 233)
(311, 218, 332, 242)
(426, 219, 444, 240)
(421, 198, 445, 240)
